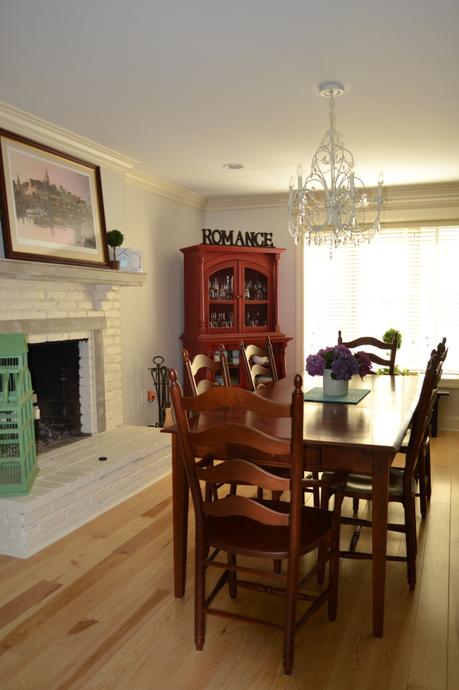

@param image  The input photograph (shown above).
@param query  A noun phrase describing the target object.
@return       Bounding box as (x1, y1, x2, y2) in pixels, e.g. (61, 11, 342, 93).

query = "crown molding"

(206, 182, 459, 224)
(206, 193, 287, 210)
(383, 181, 459, 207)
(125, 169, 206, 210)
(0, 101, 207, 210)
(0, 101, 138, 173)
(381, 181, 459, 224)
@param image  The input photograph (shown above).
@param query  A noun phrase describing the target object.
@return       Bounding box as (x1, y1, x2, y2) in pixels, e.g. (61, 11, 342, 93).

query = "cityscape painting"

(0, 129, 109, 266)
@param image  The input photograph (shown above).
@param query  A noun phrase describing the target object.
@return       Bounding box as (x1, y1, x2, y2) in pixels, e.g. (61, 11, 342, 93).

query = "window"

(303, 226, 459, 375)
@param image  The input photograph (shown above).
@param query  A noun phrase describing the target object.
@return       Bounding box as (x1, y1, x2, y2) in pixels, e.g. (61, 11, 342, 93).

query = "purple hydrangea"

(306, 345, 373, 380)
(305, 353, 325, 376)
(355, 351, 373, 378)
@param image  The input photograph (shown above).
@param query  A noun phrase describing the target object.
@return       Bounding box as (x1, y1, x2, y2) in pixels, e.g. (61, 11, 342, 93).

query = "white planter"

(322, 369, 349, 396)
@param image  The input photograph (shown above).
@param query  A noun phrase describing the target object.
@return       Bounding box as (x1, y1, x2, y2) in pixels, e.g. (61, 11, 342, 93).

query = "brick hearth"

(0, 426, 171, 558)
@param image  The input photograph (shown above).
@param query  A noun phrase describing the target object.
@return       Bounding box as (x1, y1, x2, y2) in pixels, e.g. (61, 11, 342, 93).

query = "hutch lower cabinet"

(180, 244, 291, 389)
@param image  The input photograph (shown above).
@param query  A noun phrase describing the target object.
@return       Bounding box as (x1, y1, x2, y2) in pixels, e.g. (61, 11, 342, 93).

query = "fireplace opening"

(28, 339, 91, 453)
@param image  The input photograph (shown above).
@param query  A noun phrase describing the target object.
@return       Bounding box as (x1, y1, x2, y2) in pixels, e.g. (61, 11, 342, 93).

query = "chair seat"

(323, 468, 416, 500)
(206, 500, 334, 559)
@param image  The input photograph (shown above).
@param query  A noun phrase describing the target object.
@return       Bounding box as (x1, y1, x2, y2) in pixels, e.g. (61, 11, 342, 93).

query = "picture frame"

(0, 128, 109, 267)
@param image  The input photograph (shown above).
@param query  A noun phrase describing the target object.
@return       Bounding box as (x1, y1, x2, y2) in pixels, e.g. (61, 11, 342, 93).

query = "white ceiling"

(1, 0, 458, 198)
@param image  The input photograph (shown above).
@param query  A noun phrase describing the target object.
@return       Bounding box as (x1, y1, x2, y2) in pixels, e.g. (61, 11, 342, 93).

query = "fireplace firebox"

(28, 340, 89, 452)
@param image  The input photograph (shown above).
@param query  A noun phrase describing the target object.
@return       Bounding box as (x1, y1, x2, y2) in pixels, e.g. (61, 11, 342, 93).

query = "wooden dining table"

(164, 372, 421, 637)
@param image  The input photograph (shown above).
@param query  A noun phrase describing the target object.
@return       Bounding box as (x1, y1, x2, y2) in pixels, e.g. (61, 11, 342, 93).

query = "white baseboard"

(438, 416, 459, 433)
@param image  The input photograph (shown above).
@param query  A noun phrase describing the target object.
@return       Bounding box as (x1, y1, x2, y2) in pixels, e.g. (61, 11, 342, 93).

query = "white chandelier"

(288, 82, 384, 249)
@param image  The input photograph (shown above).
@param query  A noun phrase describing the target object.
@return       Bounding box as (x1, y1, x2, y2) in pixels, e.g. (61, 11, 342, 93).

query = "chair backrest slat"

(196, 458, 291, 492)
(203, 494, 290, 526)
(182, 383, 290, 417)
(240, 337, 279, 391)
(338, 330, 397, 375)
(190, 425, 290, 459)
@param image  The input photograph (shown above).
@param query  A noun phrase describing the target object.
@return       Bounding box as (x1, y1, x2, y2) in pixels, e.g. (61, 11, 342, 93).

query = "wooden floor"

(0, 432, 457, 690)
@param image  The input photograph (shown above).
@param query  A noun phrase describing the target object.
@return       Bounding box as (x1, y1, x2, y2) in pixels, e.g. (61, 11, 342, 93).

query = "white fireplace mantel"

(0, 256, 146, 438)
(0, 258, 146, 286)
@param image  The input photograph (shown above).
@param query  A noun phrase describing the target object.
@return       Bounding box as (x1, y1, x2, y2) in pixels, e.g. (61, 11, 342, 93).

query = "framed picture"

(0, 129, 109, 267)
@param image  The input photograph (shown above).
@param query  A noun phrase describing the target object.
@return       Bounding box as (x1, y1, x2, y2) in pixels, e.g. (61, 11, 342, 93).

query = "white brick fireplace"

(0, 258, 171, 558)
(0, 259, 133, 431)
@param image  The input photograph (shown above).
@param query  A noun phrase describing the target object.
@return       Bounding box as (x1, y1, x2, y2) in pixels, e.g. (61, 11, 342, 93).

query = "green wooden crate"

(0, 334, 38, 495)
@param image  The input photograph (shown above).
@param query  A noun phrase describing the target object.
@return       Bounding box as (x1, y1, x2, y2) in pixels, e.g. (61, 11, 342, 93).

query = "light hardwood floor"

(0, 432, 457, 690)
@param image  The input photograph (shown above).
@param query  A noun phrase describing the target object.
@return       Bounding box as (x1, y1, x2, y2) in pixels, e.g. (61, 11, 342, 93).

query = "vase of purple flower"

(322, 368, 348, 396)
(306, 345, 373, 397)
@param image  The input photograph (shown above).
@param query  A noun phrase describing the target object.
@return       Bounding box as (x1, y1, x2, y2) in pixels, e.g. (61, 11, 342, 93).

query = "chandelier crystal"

(288, 82, 384, 249)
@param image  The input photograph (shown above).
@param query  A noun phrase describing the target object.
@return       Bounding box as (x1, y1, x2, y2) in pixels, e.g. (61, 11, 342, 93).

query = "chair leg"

(417, 449, 428, 519)
(348, 524, 362, 552)
(349, 494, 362, 551)
(328, 525, 341, 621)
(195, 540, 207, 650)
(227, 551, 237, 599)
(307, 471, 320, 507)
(404, 498, 417, 590)
(425, 441, 432, 500)
(283, 554, 299, 675)
(317, 485, 331, 583)
(263, 487, 284, 570)
(272, 486, 282, 571)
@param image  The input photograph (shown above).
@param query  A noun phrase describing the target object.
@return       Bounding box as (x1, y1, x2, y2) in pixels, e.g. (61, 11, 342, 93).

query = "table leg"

(371, 458, 390, 637)
(171, 434, 189, 598)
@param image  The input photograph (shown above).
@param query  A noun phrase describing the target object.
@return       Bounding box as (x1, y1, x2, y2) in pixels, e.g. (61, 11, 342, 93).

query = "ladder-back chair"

(320, 351, 440, 590)
(169, 370, 346, 675)
(401, 337, 447, 517)
(183, 346, 231, 396)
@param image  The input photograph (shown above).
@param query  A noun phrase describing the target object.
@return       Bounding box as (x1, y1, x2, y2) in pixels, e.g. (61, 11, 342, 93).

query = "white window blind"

(303, 226, 459, 375)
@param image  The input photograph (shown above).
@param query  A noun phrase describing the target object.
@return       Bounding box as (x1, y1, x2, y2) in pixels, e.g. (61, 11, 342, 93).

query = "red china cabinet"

(180, 244, 291, 388)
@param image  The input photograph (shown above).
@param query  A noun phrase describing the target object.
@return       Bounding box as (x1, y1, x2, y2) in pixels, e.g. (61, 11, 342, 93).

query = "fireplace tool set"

(148, 355, 170, 427)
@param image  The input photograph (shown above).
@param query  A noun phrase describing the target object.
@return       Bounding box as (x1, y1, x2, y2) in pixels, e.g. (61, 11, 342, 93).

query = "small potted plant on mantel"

(106, 229, 124, 270)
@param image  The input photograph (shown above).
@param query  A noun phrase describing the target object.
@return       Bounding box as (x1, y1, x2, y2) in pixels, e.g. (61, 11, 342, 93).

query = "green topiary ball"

(382, 328, 402, 349)
(106, 229, 124, 248)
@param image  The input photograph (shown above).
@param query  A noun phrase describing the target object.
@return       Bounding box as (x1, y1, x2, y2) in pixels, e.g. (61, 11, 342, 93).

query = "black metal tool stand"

(148, 355, 170, 427)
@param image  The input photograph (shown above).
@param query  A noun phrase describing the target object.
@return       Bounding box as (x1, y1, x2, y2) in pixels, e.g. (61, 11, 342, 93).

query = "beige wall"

(119, 182, 203, 425)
